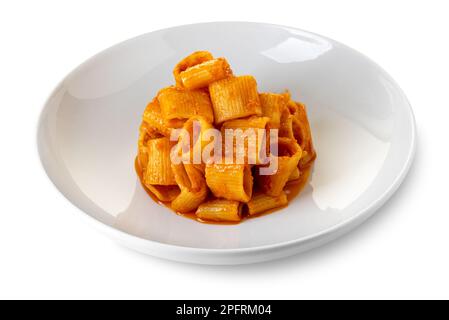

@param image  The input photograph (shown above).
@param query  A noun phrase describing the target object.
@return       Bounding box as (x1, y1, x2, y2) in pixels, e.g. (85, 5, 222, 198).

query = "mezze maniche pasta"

(136, 51, 316, 224)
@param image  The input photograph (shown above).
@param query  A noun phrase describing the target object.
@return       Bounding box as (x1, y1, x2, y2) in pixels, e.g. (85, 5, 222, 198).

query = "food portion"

(136, 51, 316, 224)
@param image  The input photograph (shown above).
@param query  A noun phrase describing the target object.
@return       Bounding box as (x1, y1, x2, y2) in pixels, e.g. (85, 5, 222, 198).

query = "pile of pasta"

(137, 51, 316, 223)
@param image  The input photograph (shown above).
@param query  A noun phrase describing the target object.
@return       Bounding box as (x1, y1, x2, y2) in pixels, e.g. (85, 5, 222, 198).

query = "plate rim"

(36, 21, 417, 259)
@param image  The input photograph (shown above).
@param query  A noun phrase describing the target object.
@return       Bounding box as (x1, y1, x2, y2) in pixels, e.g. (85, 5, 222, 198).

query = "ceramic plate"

(37, 22, 416, 264)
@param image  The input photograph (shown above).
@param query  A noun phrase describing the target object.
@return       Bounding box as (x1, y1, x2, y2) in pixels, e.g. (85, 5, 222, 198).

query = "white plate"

(37, 22, 416, 265)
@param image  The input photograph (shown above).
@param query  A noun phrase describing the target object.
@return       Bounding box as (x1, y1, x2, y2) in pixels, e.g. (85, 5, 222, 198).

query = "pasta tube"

(142, 98, 184, 137)
(293, 102, 316, 169)
(256, 138, 302, 196)
(205, 163, 253, 202)
(174, 116, 214, 165)
(288, 167, 301, 181)
(171, 163, 208, 213)
(144, 137, 177, 186)
(221, 116, 270, 165)
(246, 192, 288, 216)
(196, 200, 242, 222)
(146, 185, 180, 202)
(137, 121, 151, 171)
(173, 51, 214, 87)
(221, 115, 270, 131)
(209, 75, 261, 124)
(259, 93, 285, 129)
(279, 106, 295, 139)
(157, 86, 214, 123)
(180, 58, 232, 90)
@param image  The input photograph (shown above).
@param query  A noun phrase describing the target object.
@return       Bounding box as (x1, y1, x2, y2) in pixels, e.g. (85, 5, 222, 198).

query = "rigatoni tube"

(209, 75, 261, 124)
(246, 192, 288, 216)
(205, 163, 253, 202)
(144, 137, 177, 186)
(180, 58, 232, 90)
(196, 199, 242, 222)
(157, 86, 214, 123)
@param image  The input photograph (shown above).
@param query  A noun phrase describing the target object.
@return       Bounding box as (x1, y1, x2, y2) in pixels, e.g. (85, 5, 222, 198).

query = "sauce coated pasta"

(136, 51, 316, 224)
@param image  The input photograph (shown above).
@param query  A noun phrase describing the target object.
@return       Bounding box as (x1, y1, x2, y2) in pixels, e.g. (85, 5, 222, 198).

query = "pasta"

(173, 51, 214, 87)
(180, 58, 233, 90)
(255, 138, 302, 196)
(171, 163, 208, 213)
(279, 106, 295, 139)
(209, 75, 262, 124)
(146, 185, 180, 202)
(143, 137, 177, 186)
(293, 102, 317, 169)
(196, 200, 242, 222)
(288, 167, 301, 181)
(259, 93, 284, 129)
(137, 121, 151, 172)
(182, 116, 214, 160)
(142, 98, 184, 137)
(157, 86, 214, 123)
(205, 163, 253, 203)
(136, 51, 316, 224)
(221, 116, 270, 165)
(221, 115, 270, 131)
(246, 192, 288, 216)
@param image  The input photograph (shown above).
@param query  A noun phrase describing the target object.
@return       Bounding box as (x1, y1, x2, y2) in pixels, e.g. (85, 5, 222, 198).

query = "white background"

(0, 0, 448, 300)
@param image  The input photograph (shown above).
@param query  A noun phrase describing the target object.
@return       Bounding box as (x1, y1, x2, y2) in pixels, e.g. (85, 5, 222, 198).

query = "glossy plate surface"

(37, 22, 416, 264)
